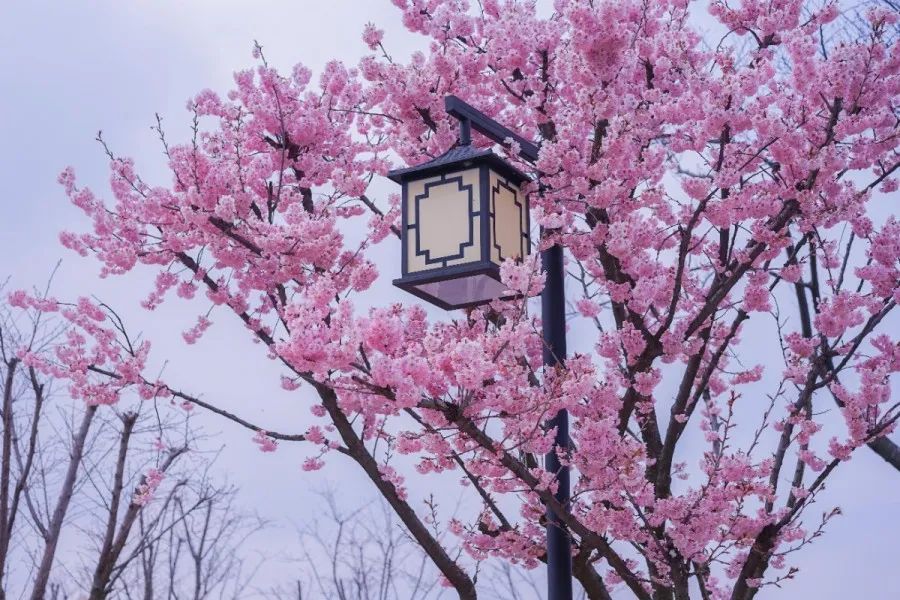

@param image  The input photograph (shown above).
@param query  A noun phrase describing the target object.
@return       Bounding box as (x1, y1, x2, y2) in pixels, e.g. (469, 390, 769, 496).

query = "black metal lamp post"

(387, 96, 573, 600)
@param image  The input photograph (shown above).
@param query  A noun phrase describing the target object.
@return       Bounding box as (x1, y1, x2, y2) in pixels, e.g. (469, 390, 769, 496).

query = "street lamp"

(388, 96, 573, 600)
(387, 144, 531, 310)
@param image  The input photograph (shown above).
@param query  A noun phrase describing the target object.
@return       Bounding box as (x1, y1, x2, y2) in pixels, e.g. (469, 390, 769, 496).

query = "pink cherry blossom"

(252, 430, 278, 453)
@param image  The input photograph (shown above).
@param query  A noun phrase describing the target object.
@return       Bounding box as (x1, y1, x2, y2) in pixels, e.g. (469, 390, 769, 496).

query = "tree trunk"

(0, 358, 18, 600)
(88, 413, 137, 600)
(316, 384, 478, 600)
(30, 404, 97, 600)
(89, 442, 185, 600)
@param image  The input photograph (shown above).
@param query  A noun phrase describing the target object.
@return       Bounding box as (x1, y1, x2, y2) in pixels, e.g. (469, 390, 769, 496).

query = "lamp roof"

(387, 144, 530, 185)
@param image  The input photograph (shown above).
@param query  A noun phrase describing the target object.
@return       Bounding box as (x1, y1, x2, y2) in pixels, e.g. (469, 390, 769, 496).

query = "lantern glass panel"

(488, 170, 528, 265)
(404, 168, 482, 274)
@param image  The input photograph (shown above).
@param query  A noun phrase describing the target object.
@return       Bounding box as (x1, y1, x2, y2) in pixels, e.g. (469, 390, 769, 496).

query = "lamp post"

(388, 96, 572, 600)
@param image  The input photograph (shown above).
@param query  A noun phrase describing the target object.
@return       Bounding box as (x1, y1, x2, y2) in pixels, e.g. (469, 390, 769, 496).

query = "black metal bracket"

(444, 95, 540, 163)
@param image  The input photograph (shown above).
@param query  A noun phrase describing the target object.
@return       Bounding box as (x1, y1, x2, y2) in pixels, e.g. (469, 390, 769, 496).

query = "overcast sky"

(1, 2, 898, 598)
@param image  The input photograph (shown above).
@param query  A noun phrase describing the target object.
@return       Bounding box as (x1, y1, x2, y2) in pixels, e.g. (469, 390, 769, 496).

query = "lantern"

(388, 144, 531, 310)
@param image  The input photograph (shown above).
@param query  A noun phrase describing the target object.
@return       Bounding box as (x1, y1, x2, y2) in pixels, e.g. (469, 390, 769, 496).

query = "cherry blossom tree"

(11, 1, 900, 598)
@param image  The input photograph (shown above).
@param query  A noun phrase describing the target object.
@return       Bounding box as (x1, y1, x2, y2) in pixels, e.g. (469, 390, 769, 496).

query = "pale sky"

(1, 2, 898, 598)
